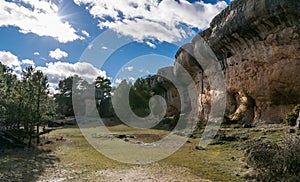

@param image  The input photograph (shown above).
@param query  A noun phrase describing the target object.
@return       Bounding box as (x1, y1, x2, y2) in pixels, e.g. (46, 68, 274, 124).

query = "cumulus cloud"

(21, 59, 35, 66)
(0, 0, 83, 43)
(0, 51, 106, 94)
(74, 0, 228, 43)
(0, 50, 22, 71)
(113, 77, 135, 86)
(33, 52, 40, 56)
(36, 61, 107, 86)
(0, 50, 36, 77)
(49, 48, 68, 60)
(114, 78, 123, 85)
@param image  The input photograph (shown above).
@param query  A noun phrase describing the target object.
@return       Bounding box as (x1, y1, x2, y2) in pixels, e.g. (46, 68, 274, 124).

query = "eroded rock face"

(200, 0, 300, 124)
(157, 44, 212, 121)
(159, 0, 300, 125)
(156, 67, 181, 116)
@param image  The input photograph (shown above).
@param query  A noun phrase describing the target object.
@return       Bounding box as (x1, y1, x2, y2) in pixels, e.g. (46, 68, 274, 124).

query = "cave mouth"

(225, 92, 256, 124)
(226, 51, 233, 58)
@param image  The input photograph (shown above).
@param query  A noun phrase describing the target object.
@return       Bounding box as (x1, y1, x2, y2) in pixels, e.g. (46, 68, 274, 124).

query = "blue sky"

(0, 0, 231, 89)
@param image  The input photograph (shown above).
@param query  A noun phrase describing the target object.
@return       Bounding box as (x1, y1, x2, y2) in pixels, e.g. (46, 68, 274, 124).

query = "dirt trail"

(35, 126, 214, 182)
(38, 163, 211, 182)
(95, 165, 212, 182)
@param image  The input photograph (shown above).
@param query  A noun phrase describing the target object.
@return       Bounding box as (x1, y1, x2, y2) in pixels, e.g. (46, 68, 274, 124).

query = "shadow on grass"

(0, 146, 60, 182)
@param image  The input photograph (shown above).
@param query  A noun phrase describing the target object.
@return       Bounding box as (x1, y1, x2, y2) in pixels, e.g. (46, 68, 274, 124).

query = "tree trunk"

(36, 123, 40, 144)
(27, 124, 33, 148)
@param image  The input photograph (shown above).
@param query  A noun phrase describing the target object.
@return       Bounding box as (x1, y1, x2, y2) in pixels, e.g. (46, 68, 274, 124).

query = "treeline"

(0, 63, 112, 147)
(113, 77, 164, 118)
(0, 61, 167, 147)
(0, 63, 55, 147)
(54, 75, 112, 118)
(55, 75, 164, 120)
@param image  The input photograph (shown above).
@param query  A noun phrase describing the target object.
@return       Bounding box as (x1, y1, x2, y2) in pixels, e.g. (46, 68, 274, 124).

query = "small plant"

(286, 112, 298, 126)
(286, 104, 300, 126)
(245, 137, 300, 181)
(292, 104, 300, 113)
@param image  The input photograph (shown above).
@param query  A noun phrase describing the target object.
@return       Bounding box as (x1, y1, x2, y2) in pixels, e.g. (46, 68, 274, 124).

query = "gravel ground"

(37, 163, 212, 182)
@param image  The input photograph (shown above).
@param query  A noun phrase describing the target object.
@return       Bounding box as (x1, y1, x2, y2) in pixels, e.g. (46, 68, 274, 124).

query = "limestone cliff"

(159, 0, 300, 125)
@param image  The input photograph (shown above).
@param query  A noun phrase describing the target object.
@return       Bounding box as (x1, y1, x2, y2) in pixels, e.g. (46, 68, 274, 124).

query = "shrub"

(286, 112, 298, 126)
(283, 137, 300, 175)
(245, 137, 300, 181)
(292, 104, 300, 114)
(286, 104, 300, 126)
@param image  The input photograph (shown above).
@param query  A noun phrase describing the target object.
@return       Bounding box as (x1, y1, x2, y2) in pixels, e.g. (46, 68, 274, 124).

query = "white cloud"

(49, 48, 68, 60)
(113, 77, 135, 86)
(21, 59, 35, 66)
(36, 61, 107, 86)
(74, 0, 228, 43)
(124, 66, 133, 72)
(82, 30, 90, 37)
(115, 78, 122, 84)
(0, 50, 36, 75)
(88, 44, 94, 49)
(34, 52, 40, 56)
(0, 0, 83, 43)
(146, 41, 156, 48)
(128, 77, 135, 82)
(101, 46, 108, 50)
(0, 50, 22, 71)
(139, 69, 150, 74)
(0, 51, 106, 93)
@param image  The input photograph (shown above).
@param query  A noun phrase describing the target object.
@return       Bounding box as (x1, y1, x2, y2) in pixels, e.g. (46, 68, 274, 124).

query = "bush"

(283, 137, 300, 176)
(286, 104, 300, 126)
(286, 112, 298, 126)
(292, 104, 300, 114)
(245, 137, 300, 181)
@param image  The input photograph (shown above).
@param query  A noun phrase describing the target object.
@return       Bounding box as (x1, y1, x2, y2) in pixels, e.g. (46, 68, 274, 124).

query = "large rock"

(156, 67, 181, 116)
(159, 0, 300, 125)
(200, 0, 300, 124)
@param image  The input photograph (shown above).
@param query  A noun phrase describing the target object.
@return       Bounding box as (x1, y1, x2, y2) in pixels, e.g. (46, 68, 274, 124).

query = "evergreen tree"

(95, 76, 112, 117)
(55, 76, 74, 116)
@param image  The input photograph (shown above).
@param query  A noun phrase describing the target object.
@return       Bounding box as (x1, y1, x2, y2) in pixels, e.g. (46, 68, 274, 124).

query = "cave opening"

(226, 51, 233, 58)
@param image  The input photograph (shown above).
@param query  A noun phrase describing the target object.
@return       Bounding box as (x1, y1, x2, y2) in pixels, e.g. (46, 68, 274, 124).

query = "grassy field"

(1, 123, 298, 181)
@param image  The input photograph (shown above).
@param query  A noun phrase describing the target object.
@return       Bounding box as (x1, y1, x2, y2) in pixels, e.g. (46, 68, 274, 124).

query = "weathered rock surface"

(159, 0, 300, 125)
(156, 67, 181, 116)
(202, 0, 300, 124)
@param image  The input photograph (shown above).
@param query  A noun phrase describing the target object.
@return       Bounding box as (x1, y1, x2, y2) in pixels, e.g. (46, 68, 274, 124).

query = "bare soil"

(37, 163, 211, 182)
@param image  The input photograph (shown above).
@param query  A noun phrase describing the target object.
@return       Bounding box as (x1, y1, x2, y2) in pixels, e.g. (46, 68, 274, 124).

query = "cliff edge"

(159, 0, 300, 125)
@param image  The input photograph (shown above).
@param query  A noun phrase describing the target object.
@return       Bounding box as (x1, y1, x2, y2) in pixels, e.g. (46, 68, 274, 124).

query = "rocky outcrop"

(202, 0, 300, 124)
(159, 0, 300, 125)
(156, 67, 181, 116)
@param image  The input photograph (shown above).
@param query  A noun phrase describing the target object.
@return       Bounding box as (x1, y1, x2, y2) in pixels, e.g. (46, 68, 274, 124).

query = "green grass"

(161, 140, 243, 182)
(44, 125, 242, 181)
(40, 123, 299, 181)
(46, 128, 128, 170)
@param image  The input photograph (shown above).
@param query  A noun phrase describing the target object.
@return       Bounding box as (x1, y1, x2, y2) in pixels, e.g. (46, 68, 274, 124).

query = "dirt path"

(94, 165, 212, 182)
(34, 134, 212, 182)
(38, 163, 211, 182)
